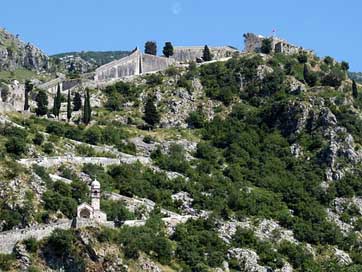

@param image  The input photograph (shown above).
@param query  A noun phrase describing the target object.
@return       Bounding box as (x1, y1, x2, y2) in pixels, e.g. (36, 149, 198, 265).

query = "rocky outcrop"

(227, 248, 267, 272)
(0, 80, 25, 112)
(0, 28, 49, 71)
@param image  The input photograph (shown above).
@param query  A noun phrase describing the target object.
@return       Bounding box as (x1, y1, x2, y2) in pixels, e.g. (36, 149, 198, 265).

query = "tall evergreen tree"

(163, 42, 174, 58)
(83, 89, 92, 125)
(24, 80, 32, 111)
(143, 96, 160, 128)
(202, 45, 212, 61)
(52, 83, 62, 117)
(67, 90, 72, 122)
(352, 80, 358, 98)
(35, 90, 48, 116)
(145, 41, 157, 56)
(73, 92, 82, 111)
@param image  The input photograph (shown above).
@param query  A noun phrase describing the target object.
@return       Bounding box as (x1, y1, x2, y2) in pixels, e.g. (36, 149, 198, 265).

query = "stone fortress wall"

(0, 220, 73, 254)
(94, 49, 176, 82)
(172, 46, 238, 63)
(243, 32, 312, 55)
(94, 46, 238, 82)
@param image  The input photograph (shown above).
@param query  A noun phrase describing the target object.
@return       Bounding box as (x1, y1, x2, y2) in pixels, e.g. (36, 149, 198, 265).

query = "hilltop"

(0, 30, 362, 271)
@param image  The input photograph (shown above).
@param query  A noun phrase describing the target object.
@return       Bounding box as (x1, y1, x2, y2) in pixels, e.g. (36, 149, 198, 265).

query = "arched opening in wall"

(79, 208, 91, 219)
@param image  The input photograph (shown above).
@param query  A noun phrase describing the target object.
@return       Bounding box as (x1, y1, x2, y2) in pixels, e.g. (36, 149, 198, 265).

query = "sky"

(1, 0, 361, 71)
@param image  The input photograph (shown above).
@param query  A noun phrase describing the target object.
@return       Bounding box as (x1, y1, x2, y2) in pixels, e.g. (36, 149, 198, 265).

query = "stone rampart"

(94, 49, 176, 82)
(172, 46, 238, 63)
(94, 50, 141, 81)
(18, 156, 121, 168)
(0, 220, 72, 254)
(142, 53, 176, 73)
(0, 219, 116, 254)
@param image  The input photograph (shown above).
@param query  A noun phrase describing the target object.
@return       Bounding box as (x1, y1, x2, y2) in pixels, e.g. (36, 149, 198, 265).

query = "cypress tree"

(24, 80, 32, 111)
(35, 90, 48, 116)
(163, 42, 174, 57)
(143, 96, 160, 128)
(202, 45, 212, 61)
(52, 83, 61, 117)
(67, 90, 72, 122)
(83, 89, 92, 125)
(73, 92, 82, 111)
(352, 80, 358, 98)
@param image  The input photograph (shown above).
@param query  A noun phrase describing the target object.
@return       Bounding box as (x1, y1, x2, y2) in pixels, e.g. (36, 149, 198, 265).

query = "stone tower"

(91, 178, 101, 211)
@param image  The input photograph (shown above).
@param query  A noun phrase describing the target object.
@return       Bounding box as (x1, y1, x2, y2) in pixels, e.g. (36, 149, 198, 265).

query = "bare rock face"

(227, 248, 267, 272)
(0, 80, 25, 112)
(14, 242, 31, 270)
(333, 248, 352, 266)
(137, 255, 162, 272)
(0, 28, 49, 71)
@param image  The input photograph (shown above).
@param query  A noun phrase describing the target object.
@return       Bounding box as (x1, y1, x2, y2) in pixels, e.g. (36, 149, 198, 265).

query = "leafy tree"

(24, 80, 32, 111)
(261, 38, 273, 54)
(84, 126, 102, 145)
(202, 45, 212, 61)
(352, 80, 358, 98)
(145, 41, 157, 55)
(341, 61, 350, 71)
(163, 42, 174, 57)
(72, 92, 82, 111)
(322, 69, 345, 88)
(143, 96, 160, 127)
(67, 90, 72, 121)
(324, 56, 334, 65)
(186, 107, 206, 128)
(52, 83, 61, 117)
(35, 89, 48, 116)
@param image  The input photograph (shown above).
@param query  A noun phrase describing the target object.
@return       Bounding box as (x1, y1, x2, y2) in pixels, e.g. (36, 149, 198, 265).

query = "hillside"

(349, 72, 362, 84)
(51, 50, 131, 74)
(0, 28, 49, 73)
(1, 37, 362, 271)
(51, 50, 131, 66)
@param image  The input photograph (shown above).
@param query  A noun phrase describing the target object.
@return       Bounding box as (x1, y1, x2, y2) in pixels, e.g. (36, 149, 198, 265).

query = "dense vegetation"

(2, 49, 362, 271)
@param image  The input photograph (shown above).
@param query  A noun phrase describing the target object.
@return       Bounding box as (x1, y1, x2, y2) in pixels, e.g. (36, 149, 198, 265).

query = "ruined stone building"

(243, 32, 312, 55)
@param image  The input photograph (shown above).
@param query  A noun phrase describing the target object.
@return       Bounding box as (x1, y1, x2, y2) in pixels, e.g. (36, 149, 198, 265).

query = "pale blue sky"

(1, 0, 361, 71)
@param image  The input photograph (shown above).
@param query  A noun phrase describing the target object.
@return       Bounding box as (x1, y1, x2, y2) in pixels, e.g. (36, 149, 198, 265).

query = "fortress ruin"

(243, 32, 312, 55)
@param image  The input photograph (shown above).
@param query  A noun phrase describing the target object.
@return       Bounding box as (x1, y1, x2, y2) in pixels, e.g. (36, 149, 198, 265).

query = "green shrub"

(0, 253, 15, 271)
(24, 238, 38, 253)
(5, 136, 27, 156)
(33, 132, 44, 145)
